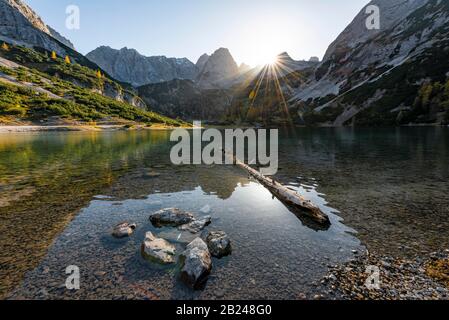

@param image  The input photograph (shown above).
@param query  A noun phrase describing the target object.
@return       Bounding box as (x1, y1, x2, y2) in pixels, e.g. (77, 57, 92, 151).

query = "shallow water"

(0, 127, 448, 299)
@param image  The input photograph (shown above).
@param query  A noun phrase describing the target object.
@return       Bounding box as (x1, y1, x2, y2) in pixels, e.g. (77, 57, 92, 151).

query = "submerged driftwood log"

(224, 151, 331, 227)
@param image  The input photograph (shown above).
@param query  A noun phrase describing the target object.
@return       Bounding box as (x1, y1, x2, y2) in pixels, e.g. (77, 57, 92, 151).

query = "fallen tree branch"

(224, 150, 331, 227)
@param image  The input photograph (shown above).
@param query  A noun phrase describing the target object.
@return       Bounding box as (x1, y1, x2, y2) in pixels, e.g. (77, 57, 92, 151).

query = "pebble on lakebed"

(112, 222, 137, 238)
(320, 249, 449, 300)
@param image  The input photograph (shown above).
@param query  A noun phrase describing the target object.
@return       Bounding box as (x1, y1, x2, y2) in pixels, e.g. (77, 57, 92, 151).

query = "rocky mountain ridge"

(86, 46, 198, 87)
(0, 0, 74, 55)
(291, 0, 449, 126)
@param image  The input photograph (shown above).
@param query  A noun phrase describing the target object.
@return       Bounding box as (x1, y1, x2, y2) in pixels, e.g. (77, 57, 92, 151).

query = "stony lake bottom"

(0, 127, 448, 300)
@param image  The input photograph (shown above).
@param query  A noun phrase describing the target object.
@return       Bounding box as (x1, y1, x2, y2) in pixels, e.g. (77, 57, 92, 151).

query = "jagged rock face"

(293, 0, 433, 102)
(294, 0, 449, 126)
(0, 0, 71, 55)
(47, 26, 74, 50)
(86, 46, 198, 87)
(138, 79, 233, 121)
(196, 47, 239, 89)
(196, 53, 210, 71)
(323, 0, 429, 61)
(3, 0, 50, 33)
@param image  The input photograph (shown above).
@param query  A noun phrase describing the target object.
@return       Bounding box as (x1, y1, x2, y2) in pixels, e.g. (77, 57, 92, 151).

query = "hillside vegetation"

(0, 43, 185, 126)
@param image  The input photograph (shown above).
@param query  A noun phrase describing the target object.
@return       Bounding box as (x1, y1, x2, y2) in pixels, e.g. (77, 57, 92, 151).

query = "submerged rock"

(149, 208, 194, 227)
(179, 216, 212, 234)
(141, 232, 176, 264)
(200, 205, 212, 214)
(180, 238, 212, 289)
(112, 222, 137, 238)
(203, 231, 232, 258)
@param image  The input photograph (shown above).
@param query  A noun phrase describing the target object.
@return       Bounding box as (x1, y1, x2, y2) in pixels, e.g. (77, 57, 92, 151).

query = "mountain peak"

(323, 0, 428, 60)
(3, 0, 50, 34)
(214, 47, 231, 54)
(0, 0, 74, 54)
(196, 53, 210, 71)
(197, 47, 239, 89)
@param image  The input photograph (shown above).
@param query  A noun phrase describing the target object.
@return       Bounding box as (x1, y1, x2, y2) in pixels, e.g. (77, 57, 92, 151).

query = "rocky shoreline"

(318, 249, 449, 300)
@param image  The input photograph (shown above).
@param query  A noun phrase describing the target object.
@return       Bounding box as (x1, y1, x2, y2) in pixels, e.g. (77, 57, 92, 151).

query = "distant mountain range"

(1, 0, 448, 126)
(86, 46, 198, 87)
(0, 0, 184, 127)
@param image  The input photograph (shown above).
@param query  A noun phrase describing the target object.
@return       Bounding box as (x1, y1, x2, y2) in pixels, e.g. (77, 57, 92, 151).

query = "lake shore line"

(318, 249, 449, 300)
(0, 124, 188, 133)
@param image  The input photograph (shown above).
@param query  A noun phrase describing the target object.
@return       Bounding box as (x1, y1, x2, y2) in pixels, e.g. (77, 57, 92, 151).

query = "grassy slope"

(0, 44, 185, 126)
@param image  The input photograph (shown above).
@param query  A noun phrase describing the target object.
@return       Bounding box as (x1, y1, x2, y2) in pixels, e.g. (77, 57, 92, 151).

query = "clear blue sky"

(25, 0, 369, 66)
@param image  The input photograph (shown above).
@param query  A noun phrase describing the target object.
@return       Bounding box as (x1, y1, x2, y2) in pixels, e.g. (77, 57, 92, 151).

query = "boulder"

(203, 231, 232, 258)
(179, 216, 211, 234)
(149, 208, 194, 227)
(141, 232, 176, 264)
(180, 238, 212, 289)
(112, 222, 136, 238)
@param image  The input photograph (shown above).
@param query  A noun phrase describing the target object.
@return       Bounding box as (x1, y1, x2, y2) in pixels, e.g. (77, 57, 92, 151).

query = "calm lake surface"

(0, 127, 448, 299)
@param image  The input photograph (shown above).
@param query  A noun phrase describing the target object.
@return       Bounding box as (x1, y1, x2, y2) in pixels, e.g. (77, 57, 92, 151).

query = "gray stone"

(112, 222, 136, 238)
(203, 230, 232, 258)
(141, 232, 176, 264)
(178, 216, 211, 234)
(180, 238, 212, 289)
(149, 208, 194, 227)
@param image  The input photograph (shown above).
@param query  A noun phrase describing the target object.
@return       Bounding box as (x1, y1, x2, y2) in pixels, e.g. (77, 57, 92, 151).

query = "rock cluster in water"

(111, 207, 231, 289)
